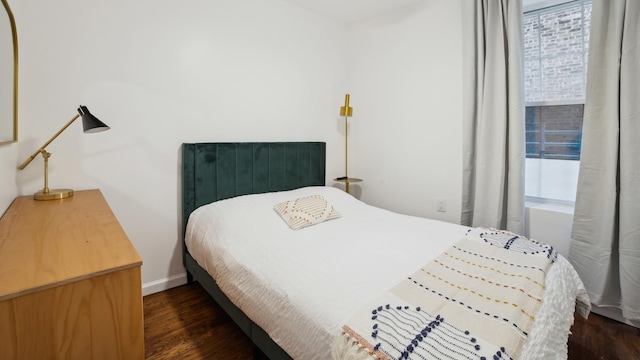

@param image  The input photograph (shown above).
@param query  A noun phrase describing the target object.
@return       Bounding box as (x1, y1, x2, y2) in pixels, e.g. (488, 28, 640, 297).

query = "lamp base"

(34, 189, 74, 201)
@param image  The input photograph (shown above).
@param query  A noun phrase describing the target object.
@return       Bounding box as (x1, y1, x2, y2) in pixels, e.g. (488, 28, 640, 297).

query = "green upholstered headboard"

(181, 142, 323, 359)
(181, 142, 326, 242)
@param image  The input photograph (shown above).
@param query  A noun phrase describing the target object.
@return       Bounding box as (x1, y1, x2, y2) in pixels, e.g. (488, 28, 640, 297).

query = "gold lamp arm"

(18, 114, 80, 170)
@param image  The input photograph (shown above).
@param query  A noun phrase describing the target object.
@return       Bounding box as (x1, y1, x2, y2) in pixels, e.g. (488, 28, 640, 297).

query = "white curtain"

(570, 0, 640, 321)
(461, 0, 525, 234)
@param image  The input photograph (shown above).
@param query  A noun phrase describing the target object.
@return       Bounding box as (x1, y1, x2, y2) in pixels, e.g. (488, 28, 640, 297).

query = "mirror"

(0, 0, 17, 145)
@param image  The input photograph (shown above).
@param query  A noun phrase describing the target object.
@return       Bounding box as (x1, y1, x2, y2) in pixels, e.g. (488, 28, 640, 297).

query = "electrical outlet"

(437, 198, 446, 212)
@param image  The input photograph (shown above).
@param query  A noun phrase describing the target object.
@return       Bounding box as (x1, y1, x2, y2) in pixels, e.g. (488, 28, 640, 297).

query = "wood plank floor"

(144, 282, 640, 360)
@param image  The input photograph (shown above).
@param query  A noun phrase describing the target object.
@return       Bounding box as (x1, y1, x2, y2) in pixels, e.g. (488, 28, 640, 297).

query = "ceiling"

(284, 1, 574, 24)
(283, 0, 425, 24)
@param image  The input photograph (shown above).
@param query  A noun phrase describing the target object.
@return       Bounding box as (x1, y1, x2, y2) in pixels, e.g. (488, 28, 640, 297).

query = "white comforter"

(185, 186, 589, 360)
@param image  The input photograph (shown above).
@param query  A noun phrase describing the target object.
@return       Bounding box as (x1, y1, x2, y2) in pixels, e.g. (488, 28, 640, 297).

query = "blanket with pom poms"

(333, 227, 589, 360)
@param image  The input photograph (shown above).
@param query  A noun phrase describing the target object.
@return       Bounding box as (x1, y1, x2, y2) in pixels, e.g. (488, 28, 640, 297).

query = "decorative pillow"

(273, 195, 341, 230)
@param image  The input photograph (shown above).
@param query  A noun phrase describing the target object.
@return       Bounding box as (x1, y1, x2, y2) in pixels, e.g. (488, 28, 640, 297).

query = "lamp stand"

(334, 93, 362, 194)
(344, 114, 350, 193)
(34, 149, 73, 201)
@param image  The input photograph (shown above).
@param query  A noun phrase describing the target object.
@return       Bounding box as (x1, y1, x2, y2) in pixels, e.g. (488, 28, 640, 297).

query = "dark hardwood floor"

(143, 282, 266, 360)
(144, 282, 640, 360)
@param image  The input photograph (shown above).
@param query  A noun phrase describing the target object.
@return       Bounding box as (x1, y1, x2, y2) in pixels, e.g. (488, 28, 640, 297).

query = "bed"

(181, 142, 590, 360)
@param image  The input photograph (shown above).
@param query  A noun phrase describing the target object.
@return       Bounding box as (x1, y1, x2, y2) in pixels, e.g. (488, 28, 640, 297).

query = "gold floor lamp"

(18, 105, 110, 200)
(334, 93, 361, 193)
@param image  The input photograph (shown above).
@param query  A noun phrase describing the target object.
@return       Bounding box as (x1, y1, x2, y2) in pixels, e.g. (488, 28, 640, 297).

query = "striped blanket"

(334, 227, 562, 360)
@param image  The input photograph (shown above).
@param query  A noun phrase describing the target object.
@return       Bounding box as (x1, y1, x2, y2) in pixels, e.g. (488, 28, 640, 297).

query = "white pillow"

(273, 195, 341, 230)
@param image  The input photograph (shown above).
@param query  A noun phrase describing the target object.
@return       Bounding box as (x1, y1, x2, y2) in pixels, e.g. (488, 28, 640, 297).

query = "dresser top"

(0, 189, 142, 301)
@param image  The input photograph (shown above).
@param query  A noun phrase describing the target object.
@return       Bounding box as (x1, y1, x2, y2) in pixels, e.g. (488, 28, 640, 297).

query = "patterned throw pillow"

(273, 195, 341, 230)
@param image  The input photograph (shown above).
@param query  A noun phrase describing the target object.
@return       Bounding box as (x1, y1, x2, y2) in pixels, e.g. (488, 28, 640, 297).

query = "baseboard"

(590, 304, 640, 329)
(142, 273, 188, 296)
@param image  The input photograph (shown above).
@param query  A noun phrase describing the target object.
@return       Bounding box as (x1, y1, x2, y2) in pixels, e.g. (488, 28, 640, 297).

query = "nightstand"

(334, 176, 362, 194)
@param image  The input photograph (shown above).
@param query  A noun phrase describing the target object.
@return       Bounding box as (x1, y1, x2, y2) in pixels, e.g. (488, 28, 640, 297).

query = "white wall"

(7, 0, 348, 294)
(2, 0, 466, 294)
(346, 1, 463, 222)
(525, 202, 574, 257)
(2, 0, 580, 301)
(342, 1, 581, 265)
(0, 145, 17, 213)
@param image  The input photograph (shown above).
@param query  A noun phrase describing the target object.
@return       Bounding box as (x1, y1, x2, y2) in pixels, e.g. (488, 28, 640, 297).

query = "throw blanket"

(334, 228, 563, 360)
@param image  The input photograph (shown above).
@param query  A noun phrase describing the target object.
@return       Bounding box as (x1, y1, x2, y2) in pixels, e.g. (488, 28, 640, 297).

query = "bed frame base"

(185, 254, 293, 360)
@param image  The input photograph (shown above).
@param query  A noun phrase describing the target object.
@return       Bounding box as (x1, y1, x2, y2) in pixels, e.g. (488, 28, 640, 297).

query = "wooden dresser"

(0, 189, 144, 359)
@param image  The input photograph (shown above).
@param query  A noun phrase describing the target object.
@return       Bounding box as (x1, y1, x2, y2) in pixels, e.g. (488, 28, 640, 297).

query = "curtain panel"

(570, 0, 640, 321)
(461, 0, 525, 234)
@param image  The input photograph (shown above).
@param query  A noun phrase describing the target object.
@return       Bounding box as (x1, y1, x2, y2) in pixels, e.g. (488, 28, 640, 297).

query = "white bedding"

(185, 186, 589, 360)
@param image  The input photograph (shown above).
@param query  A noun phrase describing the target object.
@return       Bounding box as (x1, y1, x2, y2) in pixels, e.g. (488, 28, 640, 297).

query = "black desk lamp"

(18, 105, 110, 200)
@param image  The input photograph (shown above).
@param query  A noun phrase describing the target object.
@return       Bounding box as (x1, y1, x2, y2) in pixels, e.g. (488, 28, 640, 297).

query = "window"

(523, 0, 591, 203)
(526, 104, 583, 160)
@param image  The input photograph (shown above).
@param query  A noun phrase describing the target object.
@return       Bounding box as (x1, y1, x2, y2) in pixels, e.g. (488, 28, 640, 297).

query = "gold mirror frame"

(0, 0, 18, 145)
